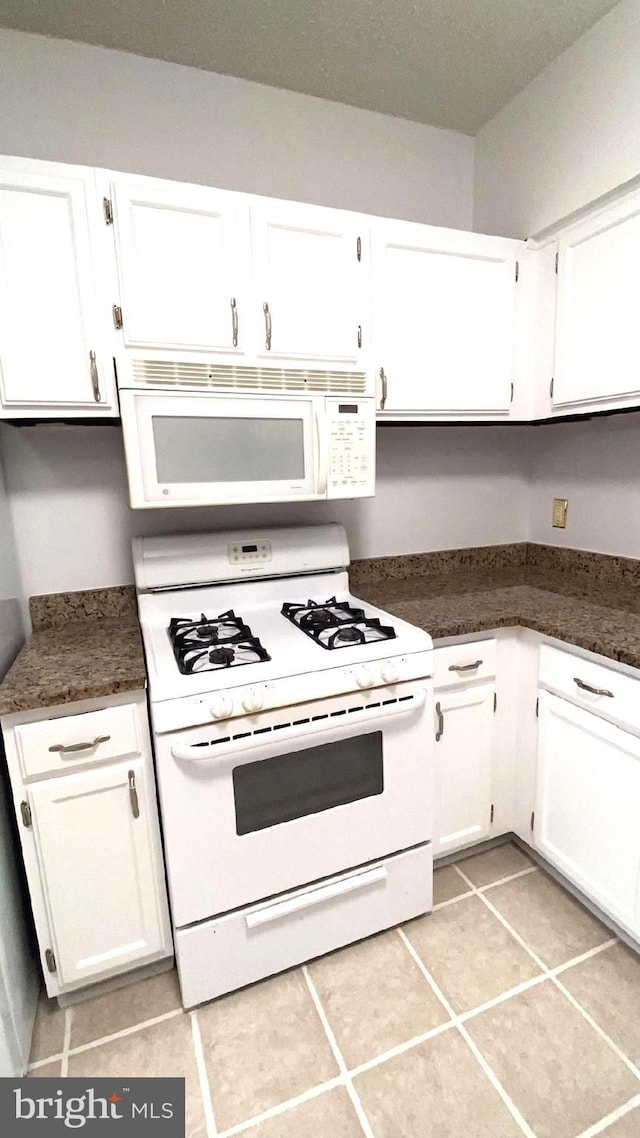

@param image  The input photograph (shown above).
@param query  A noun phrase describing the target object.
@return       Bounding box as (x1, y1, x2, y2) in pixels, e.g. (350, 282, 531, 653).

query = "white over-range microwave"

(118, 360, 376, 508)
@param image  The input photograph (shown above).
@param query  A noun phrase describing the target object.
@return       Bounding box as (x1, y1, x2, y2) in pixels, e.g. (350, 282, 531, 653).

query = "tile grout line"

(397, 927, 537, 1138)
(302, 965, 376, 1138)
(65, 1007, 185, 1058)
(552, 975, 640, 1082)
(433, 862, 538, 911)
(349, 1021, 455, 1077)
(575, 1091, 640, 1138)
(190, 1010, 218, 1137)
(60, 1008, 71, 1078)
(216, 1079, 344, 1138)
(28, 1052, 64, 1072)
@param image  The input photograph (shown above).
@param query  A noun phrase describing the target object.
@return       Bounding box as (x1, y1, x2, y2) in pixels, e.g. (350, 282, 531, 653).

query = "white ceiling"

(0, 0, 620, 134)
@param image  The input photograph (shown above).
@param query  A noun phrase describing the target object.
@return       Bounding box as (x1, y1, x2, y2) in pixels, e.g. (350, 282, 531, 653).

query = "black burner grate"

(281, 597, 396, 650)
(168, 610, 271, 674)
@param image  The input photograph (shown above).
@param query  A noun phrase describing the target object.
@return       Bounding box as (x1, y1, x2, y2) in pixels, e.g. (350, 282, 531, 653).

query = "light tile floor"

(28, 842, 640, 1138)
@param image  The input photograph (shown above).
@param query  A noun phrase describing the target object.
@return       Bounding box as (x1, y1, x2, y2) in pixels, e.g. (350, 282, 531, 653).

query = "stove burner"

(168, 610, 271, 674)
(281, 597, 396, 650)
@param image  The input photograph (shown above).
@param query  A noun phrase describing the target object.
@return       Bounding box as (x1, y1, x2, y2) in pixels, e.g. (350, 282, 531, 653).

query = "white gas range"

(134, 524, 435, 1008)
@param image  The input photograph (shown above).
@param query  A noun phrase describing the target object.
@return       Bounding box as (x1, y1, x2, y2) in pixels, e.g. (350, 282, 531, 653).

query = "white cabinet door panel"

(374, 222, 518, 414)
(29, 759, 169, 988)
(0, 164, 109, 409)
(251, 200, 364, 364)
(113, 179, 247, 353)
(553, 198, 640, 407)
(434, 683, 495, 856)
(536, 691, 640, 932)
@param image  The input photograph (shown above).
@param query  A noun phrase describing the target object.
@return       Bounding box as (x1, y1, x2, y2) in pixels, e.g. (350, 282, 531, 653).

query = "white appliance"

(118, 366, 375, 508)
(134, 524, 434, 1008)
(0, 448, 38, 1075)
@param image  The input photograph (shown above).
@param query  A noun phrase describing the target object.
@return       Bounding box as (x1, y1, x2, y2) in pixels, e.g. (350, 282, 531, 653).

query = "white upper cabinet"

(373, 220, 523, 416)
(28, 758, 170, 990)
(0, 158, 114, 415)
(552, 194, 640, 409)
(111, 177, 249, 354)
(536, 691, 640, 935)
(250, 199, 366, 365)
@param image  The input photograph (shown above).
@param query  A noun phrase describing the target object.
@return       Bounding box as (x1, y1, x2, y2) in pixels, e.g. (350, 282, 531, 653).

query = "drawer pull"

(245, 865, 387, 929)
(435, 700, 444, 741)
(449, 659, 483, 673)
(574, 677, 614, 698)
(49, 734, 111, 755)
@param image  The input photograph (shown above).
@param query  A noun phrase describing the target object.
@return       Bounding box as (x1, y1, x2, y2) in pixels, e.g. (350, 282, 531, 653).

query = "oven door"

(119, 388, 326, 507)
(154, 683, 433, 927)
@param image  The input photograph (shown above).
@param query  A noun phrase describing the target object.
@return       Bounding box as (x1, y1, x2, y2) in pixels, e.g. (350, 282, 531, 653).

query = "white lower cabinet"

(535, 690, 640, 934)
(1, 693, 172, 997)
(433, 677, 496, 857)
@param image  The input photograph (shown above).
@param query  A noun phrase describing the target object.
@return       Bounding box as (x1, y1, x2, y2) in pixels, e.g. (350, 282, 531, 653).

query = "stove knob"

(355, 665, 375, 689)
(242, 687, 264, 714)
(381, 660, 400, 685)
(210, 694, 234, 720)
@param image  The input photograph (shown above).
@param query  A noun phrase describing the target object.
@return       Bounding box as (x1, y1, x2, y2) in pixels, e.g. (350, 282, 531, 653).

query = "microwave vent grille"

(131, 360, 368, 395)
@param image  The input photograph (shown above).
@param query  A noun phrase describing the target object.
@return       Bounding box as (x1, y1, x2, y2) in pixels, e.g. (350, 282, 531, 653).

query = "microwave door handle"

(315, 408, 328, 496)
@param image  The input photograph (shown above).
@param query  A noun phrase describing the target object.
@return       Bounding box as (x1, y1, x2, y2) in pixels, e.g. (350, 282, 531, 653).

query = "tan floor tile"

(29, 988, 65, 1063)
(466, 980, 638, 1138)
(28, 1060, 62, 1077)
(198, 969, 338, 1131)
(70, 968, 181, 1049)
(249, 1088, 363, 1138)
(433, 864, 470, 904)
(354, 1026, 523, 1137)
(68, 1013, 205, 1138)
(598, 1105, 640, 1136)
(485, 870, 610, 967)
(404, 895, 541, 1013)
(307, 931, 449, 1068)
(561, 943, 640, 1065)
(457, 842, 533, 888)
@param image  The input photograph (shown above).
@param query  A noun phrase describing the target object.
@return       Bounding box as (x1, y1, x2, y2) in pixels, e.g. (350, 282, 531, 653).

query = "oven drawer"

(434, 639, 497, 689)
(14, 703, 144, 780)
(175, 843, 432, 1008)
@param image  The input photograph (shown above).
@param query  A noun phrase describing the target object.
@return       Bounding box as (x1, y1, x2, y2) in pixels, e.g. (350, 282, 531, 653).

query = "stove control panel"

(228, 539, 272, 566)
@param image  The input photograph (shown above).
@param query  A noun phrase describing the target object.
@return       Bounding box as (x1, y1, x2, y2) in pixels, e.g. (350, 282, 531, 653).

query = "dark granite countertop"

(0, 585, 145, 715)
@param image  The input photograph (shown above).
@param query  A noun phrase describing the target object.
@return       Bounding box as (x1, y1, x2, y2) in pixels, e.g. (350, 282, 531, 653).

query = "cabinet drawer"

(15, 703, 143, 780)
(176, 843, 432, 1008)
(539, 645, 640, 734)
(434, 639, 497, 689)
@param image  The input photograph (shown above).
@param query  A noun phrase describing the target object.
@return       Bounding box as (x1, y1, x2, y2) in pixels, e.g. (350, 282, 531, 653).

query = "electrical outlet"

(552, 498, 568, 528)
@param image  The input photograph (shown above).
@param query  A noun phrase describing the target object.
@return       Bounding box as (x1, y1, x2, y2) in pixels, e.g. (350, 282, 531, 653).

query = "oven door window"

(233, 732, 384, 835)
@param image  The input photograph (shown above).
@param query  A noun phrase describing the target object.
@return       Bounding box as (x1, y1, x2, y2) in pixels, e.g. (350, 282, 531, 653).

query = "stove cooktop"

(168, 610, 271, 674)
(281, 597, 397, 650)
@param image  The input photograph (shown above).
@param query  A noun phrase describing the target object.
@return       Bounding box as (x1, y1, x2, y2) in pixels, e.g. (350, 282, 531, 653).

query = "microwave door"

(119, 391, 325, 507)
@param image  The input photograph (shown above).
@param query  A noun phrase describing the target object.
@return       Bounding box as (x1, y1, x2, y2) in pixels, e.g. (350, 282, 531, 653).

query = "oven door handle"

(170, 689, 430, 763)
(245, 865, 388, 930)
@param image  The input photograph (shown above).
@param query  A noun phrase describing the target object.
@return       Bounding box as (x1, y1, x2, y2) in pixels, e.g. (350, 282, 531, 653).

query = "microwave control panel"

(326, 399, 375, 498)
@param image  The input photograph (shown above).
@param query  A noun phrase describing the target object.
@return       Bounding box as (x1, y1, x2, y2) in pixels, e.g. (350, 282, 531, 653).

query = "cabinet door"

(536, 692, 640, 932)
(112, 178, 248, 353)
(433, 683, 495, 856)
(29, 759, 170, 989)
(0, 160, 111, 411)
(373, 221, 519, 414)
(553, 197, 640, 407)
(250, 199, 365, 364)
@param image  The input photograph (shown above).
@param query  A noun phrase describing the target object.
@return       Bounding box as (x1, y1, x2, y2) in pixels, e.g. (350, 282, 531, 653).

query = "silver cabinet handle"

(380, 366, 388, 409)
(230, 297, 238, 347)
(435, 701, 444, 741)
(263, 301, 272, 350)
(357, 324, 362, 349)
(449, 660, 483, 673)
(574, 677, 614, 698)
(49, 734, 110, 755)
(128, 769, 140, 819)
(89, 350, 101, 403)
